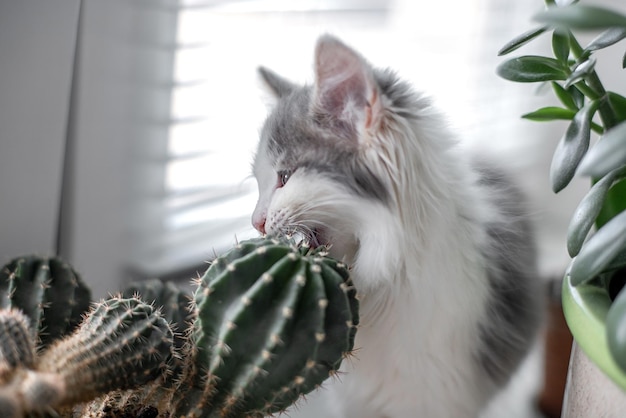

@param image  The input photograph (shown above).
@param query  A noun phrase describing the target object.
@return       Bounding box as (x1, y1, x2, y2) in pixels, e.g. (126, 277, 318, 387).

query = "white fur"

(253, 112, 501, 418)
(252, 37, 515, 418)
(327, 112, 498, 418)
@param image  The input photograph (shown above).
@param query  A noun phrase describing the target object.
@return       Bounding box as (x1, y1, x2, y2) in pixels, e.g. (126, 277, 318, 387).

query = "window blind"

(128, 0, 546, 278)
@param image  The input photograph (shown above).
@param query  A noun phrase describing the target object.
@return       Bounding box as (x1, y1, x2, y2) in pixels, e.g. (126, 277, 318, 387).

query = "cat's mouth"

(290, 227, 328, 250)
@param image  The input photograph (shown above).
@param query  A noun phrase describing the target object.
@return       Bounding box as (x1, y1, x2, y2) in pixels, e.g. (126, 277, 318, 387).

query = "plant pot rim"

(562, 272, 626, 390)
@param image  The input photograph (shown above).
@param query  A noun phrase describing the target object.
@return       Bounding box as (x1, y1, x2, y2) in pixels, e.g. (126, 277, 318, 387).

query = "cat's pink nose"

(253, 216, 266, 235)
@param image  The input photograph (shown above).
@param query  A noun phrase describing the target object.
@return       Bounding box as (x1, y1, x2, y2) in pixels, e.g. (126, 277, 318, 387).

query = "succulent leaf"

(497, 27, 547, 56)
(496, 56, 568, 83)
(522, 106, 576, 122)
(570, 210, 626, 286)
(586, 27, 626, 52)
(578, 121, 626, 178)
(535, 5, 626, 30)
(550, 100, 599, 193)
(567, 171, 621, 257)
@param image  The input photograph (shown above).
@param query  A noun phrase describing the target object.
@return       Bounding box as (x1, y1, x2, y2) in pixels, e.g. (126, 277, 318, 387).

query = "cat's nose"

(252, 215, 266, 235)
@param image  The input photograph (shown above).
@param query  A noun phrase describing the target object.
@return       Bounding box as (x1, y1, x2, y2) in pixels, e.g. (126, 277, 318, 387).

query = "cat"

(251, 35, 542, 418)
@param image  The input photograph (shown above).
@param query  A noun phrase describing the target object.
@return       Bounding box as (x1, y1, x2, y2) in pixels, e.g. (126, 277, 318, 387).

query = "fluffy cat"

(251, 35, 542, 418)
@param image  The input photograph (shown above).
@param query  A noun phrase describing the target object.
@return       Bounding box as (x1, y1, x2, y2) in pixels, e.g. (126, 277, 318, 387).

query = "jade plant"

(497, 1, 626, 374)
(0, 236, 359, 417)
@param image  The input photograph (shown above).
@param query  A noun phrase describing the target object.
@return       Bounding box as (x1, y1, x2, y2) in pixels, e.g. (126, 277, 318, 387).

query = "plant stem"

(574, 81, 601, 101)
(568, 30, 619, 130)
(587, 73, 619, 130)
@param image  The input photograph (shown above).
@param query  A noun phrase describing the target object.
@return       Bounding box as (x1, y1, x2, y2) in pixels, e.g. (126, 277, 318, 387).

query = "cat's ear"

(312, 35, 383, 141)
(258, 66, 296, 98)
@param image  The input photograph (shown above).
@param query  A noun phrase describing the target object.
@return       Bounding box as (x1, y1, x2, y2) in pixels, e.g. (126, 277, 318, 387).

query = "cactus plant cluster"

(0, 237, 359, 418)
(0, 299, 173, 418)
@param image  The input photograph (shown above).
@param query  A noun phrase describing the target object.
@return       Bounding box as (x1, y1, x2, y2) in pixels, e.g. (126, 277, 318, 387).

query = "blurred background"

(1, 0, 625, 416)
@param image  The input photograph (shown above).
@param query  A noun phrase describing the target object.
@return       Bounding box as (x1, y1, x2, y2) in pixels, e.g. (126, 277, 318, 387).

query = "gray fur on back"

(474, 163, 542, 384)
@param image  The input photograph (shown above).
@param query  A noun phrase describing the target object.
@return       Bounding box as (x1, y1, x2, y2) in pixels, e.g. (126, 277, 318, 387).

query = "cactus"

(0, 309, 35, 372)
(0, 238, 358, 418)
(0, 256, 91, 348)
(122, 278, 193, 352)
(37, 297, 175, 406)
(169, 236, 359, 418)
(0, 297, 174, 418)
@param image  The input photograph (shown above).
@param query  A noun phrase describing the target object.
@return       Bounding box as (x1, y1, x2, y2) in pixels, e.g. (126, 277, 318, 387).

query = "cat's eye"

(277, 169, 294, 187)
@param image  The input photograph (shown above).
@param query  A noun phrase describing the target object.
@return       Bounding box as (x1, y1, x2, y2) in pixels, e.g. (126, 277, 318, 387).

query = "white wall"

(0, 0, 80, 259)
(66, 0, 178, 297)
(0, 0, 178, 297)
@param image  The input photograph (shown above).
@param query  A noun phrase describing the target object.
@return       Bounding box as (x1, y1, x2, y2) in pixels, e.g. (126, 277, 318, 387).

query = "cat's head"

(252, 35, 403, 266)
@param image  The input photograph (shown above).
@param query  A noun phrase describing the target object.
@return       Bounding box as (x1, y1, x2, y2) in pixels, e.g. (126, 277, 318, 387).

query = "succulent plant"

(170, 237, 358, 418)
(497, 0, 626, 388)
(0, 255, 91, 348)
(122, 278, 193, 352)
(0, 297, 174, 418)
(0, 238, 358, 418)
(86, 237, 359, 418)
(38, 297, 175, 405)
(0, 309, 35, 372)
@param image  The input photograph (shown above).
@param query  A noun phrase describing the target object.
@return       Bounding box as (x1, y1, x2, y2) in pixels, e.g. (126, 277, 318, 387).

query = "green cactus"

(0, 255, 91, 348)
(37, 296, 174, 407)
(83, 237, 358, 418)
(0, 309, 35, 372)
(122, 278, 193, 352)
(170, 236, 359, 418)
(0, 238, 358, 418)
(0, 297, 174, 418)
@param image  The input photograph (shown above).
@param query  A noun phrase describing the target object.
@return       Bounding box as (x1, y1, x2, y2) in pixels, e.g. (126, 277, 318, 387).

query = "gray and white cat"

(251, 35, 542, 418)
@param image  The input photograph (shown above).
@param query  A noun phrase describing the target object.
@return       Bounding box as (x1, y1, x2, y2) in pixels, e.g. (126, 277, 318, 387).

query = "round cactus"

(172, 236, 359, 418)
(0, 255, 91, 348)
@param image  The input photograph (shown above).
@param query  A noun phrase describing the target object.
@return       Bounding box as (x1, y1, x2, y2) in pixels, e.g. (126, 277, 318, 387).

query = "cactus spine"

(0, 256, 91, 347)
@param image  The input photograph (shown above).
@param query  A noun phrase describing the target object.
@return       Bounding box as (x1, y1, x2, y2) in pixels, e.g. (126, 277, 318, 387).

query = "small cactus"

(37, 297, 175, 406)
(122, 278, 193, 352)
(170, 237, 359, 417)
(0, 255, 91, 347)
(0, 298, 174, 417)
(0, 309, 35, 372)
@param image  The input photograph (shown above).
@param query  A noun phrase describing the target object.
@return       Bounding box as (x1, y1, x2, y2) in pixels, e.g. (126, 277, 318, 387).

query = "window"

(129, 0, 544, 278)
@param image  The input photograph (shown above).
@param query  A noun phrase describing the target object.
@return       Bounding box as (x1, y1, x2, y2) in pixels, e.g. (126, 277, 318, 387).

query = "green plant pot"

(562, 272, 626, 390)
